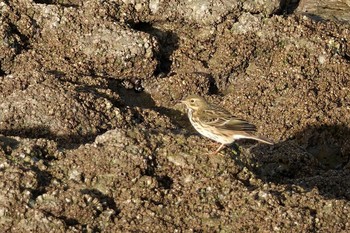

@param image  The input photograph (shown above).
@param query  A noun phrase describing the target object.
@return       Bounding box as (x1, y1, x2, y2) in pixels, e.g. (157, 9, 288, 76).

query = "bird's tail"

(246, 135, 274, 145)
(234, 133, 274, 145)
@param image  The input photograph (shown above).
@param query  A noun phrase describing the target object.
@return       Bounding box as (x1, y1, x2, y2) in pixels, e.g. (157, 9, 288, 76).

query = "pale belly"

(189, 113, 234, 144)
(194, 124, 234, 144)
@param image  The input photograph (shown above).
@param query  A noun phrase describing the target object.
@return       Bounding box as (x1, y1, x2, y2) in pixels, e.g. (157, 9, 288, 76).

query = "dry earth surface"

(0, 0, 350, 232)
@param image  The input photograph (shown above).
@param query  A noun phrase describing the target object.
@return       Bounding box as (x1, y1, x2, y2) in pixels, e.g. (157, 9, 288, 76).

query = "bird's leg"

(212, 143, 226, 155)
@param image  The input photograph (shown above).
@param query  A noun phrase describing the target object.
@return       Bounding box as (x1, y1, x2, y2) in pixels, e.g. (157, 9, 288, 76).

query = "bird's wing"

(219, 118, 257, 132)
(200, 107, 257, 132)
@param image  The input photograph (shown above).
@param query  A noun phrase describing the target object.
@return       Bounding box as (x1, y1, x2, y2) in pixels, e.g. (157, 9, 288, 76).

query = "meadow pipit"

(181, 95, 274, 154)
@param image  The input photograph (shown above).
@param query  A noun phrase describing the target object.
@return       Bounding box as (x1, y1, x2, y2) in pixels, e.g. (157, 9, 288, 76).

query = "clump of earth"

(0, 0, 349, 232)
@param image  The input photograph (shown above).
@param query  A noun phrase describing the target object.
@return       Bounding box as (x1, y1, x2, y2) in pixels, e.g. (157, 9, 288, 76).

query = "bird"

(181, 95, 274, 154)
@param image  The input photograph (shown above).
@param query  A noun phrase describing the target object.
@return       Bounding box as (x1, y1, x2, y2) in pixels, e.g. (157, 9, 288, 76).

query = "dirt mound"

(0, 0, 349, 232)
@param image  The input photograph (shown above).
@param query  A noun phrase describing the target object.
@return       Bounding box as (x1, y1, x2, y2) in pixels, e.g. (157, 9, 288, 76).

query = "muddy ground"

(0, 0, 350, 232)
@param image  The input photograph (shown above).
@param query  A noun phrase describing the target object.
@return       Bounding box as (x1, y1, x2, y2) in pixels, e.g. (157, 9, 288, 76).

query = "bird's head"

(181, 95, 208, 111)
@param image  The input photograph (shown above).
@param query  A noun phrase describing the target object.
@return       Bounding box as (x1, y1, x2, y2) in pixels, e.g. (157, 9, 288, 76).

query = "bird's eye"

(190, 99, 195, 103)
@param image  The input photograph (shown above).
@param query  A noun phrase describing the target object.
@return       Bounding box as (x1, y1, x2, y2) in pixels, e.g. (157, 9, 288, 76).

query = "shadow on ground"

(0, 126, 100, 149)
(247, 124, 350, 200)
(129, 22, 179, 76)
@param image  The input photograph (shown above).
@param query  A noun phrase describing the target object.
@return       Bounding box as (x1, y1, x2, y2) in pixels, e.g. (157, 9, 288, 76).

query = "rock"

(296, 0, 350, 23)
(2, 0, 159, 79)
(118, 0, 280, 25)
(242, 0, 280, 15)
(0, 77, 121, 143)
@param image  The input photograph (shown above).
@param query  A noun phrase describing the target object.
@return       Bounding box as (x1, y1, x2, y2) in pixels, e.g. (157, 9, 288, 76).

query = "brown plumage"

(181, 95, 273, 154)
